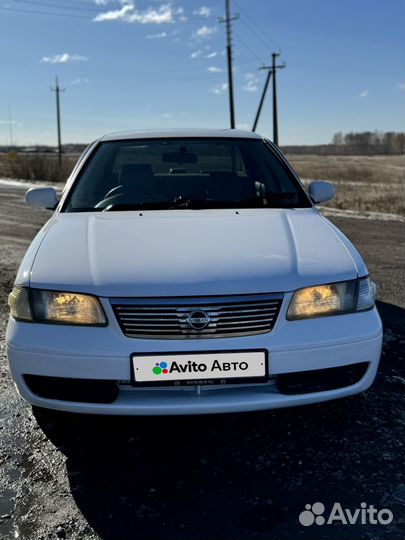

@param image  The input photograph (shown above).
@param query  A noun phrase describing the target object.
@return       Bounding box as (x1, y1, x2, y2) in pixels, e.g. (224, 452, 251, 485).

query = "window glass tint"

(111, 141, 246, 174)
(64, 138, 310, 211)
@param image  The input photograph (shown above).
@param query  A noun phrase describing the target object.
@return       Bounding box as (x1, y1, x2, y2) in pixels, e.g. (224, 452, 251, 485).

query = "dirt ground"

(0, 183, 404, 540)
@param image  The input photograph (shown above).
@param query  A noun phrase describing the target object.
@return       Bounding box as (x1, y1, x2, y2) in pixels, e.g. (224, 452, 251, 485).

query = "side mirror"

(25, 187, 59, 209)
(308, 181, 335, 204)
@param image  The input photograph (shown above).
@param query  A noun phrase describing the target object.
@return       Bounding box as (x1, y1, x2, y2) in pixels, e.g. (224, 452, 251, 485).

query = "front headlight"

(287, 277, 375, 320)
(8, 287, 107, 326)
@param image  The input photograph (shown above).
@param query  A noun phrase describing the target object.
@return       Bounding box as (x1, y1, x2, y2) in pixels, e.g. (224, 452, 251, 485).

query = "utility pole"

(272, 52, 285, 145)
(8, 105, 14, 147)
(50, 76, 65, 166)
(251, 53, 285, 143)
(252, 70, 272, 132)
(219, 0, 239, 129)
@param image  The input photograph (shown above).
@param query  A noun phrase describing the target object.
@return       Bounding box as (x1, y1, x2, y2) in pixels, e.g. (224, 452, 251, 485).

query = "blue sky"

(0, 0, 404, 146)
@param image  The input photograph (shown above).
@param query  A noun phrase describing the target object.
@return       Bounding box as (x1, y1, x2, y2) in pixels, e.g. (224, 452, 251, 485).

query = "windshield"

(63, 138, 311, 212)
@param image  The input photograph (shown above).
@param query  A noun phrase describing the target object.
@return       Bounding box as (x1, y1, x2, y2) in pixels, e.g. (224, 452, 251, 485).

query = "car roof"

(100, 129, 263, 142)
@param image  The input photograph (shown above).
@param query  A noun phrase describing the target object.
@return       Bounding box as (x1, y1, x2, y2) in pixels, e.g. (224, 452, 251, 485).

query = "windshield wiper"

(166, 197, 234, 209)
(102, 198, 199, 212)
(102, 197, 231, 211)
(102, 201, 171, 212)
(101, 192, 299, 212)
(167, 196, 192, 209)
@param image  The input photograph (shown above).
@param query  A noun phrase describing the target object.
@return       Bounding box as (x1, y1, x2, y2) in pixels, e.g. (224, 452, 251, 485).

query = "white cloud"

(93, 3, 133, 21)
(94, 0, 108, 5)
(243, 72, 259, 92)
(175, 6, 187, 22)
(243, 82, 258, 92)
(209, 82, 228, 94)
(162, 113, 172, 118)
(69, 78, 89, 85)
(195, 25, 217, 38)
(207, 66, 223, 73)
(126, 4, 175, 23)
(206, 51, 217, 58)
(358, 89, 369, 98)
(0, 120, 22, 128)
(245, 85, 258, 92)
(397, 82, 405, 90)
(94, 2, 175, 24)
(236, 123, 250, 130)
(190, 50, 203, 58)
(146, 31, 167, 38)
(193, 6, 212, 17)
(40, 53, 88, 64)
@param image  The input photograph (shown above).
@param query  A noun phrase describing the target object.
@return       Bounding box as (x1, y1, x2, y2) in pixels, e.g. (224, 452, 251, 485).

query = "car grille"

(110, 294, 283, 339)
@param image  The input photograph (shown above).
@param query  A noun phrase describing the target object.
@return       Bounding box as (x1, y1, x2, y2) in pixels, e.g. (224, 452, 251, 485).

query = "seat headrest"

(119, 163, 153, 191)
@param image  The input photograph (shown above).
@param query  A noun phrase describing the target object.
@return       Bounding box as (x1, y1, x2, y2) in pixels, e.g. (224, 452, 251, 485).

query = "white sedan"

(6, 129, 382, 415)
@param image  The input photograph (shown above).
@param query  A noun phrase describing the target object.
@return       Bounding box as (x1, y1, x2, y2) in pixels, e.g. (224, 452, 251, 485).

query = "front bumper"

(6, 297, 383, 415)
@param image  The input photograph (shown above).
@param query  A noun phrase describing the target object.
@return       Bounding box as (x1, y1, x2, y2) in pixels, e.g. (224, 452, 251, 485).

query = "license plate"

(131, 350, 268, 386)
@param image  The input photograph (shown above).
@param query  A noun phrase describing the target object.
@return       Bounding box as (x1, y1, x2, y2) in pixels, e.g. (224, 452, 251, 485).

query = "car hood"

(29, 209, 360, 297)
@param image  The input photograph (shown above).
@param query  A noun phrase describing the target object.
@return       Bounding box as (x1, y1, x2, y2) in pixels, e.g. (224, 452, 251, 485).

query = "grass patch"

(0, 152, 77, 183)
(287, 154, 404, 184)
(287, 154, 405, 215)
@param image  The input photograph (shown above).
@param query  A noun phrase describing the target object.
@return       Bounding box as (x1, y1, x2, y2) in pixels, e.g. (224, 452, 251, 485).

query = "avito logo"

(153, 361, 169, 375)
(153, 360, 208, 375)
(152, 359, 249, 375)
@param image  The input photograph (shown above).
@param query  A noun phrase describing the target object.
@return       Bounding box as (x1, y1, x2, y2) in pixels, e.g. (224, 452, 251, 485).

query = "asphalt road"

(0, 183, 404, 540)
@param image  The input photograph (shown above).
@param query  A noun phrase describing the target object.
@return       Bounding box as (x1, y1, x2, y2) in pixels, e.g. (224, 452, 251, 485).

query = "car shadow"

(34, 300, 404, 540)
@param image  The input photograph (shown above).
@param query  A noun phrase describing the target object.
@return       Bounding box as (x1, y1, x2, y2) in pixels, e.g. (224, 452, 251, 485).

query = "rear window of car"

(63, 138, 311, 212)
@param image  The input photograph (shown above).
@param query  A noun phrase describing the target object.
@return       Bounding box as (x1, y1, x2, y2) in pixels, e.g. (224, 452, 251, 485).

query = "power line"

(14, 0, 103, 12)
(7, 2, 218, 20)
(238, 18, 273, 54)
(233, 0, 281, 51)
(1, 5, 89, 19)
(3, 57, 262, 100)
(91, 59, 261, 79)
(234, 30, 265, 65)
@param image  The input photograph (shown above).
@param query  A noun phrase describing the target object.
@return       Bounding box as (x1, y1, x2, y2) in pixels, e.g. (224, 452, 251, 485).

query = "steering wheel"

(95, 186, 163, 209)
(103, 185, 125, 199)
